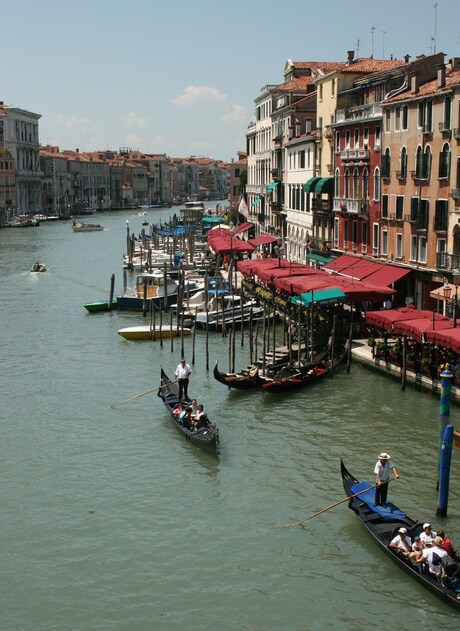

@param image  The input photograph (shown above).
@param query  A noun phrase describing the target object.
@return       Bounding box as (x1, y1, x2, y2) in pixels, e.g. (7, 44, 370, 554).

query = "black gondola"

(213, 362, 259, 390)
(157, 369, 219, 452)
(341, 460, 460, 611)
(255, 347, 346, 393)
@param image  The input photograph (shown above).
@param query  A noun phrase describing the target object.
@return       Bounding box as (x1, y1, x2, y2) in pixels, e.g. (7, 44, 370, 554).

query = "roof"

(384, 67, 460, 103)
(341, 58, 407, 74)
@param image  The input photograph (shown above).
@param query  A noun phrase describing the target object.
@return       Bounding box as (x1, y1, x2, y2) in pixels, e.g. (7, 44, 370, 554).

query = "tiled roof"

(276, 76, 314, 91)
(291, 61, 347, 73)
(341, 58, 407, 73)
(385, 67, 460, 103)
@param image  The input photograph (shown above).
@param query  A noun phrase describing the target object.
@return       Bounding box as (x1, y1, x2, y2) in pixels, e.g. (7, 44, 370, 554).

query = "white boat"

(118, 325, 192, 340)
(117, 271, 178, 311)
(194, 294, 265, 330)
(72, 222, 104, 232)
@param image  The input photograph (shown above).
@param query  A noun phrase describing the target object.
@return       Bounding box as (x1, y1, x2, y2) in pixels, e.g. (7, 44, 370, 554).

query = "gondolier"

(374, 452, 399, 507)
(175, 358, 192, 402)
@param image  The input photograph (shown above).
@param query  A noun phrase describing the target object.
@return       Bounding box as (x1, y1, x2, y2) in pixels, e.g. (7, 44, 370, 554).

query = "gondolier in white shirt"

(374, 452, 399, 507)
(175, 358, 192, 402)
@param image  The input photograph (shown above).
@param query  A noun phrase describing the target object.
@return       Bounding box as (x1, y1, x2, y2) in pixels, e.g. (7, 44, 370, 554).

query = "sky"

(2, 0, 460, 163)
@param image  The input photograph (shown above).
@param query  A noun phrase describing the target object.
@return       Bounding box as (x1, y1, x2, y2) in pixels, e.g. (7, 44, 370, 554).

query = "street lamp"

(443, 279, 451, 318)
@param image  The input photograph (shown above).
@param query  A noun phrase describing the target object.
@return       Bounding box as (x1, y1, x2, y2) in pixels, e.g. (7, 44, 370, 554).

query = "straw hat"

(378, 452, 390, 460)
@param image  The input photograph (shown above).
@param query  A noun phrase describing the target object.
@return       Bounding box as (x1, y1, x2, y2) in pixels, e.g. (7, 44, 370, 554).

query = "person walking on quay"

(175, 358, 192, 402)
(374, 452, 399, 507)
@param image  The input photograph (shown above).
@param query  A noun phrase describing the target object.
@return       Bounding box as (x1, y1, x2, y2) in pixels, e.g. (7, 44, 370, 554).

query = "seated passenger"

(409, 535, 423, 563)
(189, 399, 198, 416)
(420, 523, 436, 548)
(193, 404, 209, 428)
(389, 527, 412, 557)
(435, 529, 455, 557)
(173, 402, 183, 419)
(413, 536, 451, 578)
(181, 407, 194, 429)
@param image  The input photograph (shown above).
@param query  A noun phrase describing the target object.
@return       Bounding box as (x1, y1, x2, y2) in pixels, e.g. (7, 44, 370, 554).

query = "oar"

(277, 477, 396, 528)
(110, 380, 177, 408)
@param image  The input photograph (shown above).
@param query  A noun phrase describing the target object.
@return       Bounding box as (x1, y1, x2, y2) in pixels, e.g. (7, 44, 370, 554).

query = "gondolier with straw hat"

(374, 452, 399, 507)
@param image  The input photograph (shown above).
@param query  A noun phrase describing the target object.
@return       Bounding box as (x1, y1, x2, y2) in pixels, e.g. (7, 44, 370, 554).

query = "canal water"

(1, 209, 459, 630)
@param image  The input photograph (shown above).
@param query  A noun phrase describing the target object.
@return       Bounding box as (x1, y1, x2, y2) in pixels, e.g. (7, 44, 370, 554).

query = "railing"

(439, 121, 451, 136)
(454, 128, 460, 140)
(312, 199, 332, 212)
(410, 170, 429, 184)
(339, 148, 370, 161)
(395, 170, 406, 181)
(437, 252, 460, 271)
(451, 188, 460, 200)
(335, 104, 382, 124)
(333, 197, 369, 214)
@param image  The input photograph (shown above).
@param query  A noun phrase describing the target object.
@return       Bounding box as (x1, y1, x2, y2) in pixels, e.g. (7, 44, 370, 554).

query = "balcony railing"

(454, 128, 460, 140)
(451, 188, 460, 200)
(312, 199, 332, 212)
(333, 197, 369, 214)
(395, 170, 406, 181)
(439, 121, 452, 136)
(410, 170, 429, 184)
(437, 252, 460, 271)
(339, 148, 370, 161)
(335, 103, 382, 124)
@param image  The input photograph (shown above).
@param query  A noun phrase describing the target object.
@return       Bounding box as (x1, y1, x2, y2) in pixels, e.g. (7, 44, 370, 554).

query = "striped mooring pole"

(437, 368, 453, 515)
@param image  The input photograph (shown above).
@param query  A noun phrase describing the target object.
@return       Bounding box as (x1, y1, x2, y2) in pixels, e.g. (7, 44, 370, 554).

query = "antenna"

(371, 26, 375, 58)
(356, 38, 361, 56)
(382, 30, 386, 58)
(433, 2, 438, 53)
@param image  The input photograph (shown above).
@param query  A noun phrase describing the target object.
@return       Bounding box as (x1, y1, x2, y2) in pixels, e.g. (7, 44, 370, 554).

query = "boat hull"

(84, 300, 118, 312)
(118, 326, 191, 340)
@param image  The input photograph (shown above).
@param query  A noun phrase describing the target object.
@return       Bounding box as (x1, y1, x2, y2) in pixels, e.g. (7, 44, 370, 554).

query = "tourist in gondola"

(389, 527, 412, 557)
(413, 536, 452, 578)
(420, 523, 436, 548)
(374, 452, 399, 507)
(174, 358, 192, 402)
(436, 529, 455, 557)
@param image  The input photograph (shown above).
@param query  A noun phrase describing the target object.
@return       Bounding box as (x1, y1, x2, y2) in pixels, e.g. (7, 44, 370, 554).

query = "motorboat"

(116, 271, 178, 311)
(72, 222, 103, 232)
(118, 325, 191, 340)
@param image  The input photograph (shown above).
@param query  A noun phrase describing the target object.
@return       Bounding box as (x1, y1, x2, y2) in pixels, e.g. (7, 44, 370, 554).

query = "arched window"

(439, 142, 451, 179)
(400, 147, 407, 179)
(353, 168, 359, 198)
(373, 167, 380, 201)
(334, 168, 340, 197)
(362, 168, 369, 199)
(344, 169, 350, 199)
(416, 145, 423, 177)
(382, 148, 391, 178)
(424, 145, 432, 179)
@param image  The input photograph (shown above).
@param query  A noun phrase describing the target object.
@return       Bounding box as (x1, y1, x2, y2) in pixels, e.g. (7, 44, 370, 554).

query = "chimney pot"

(347, 50, 355, 63)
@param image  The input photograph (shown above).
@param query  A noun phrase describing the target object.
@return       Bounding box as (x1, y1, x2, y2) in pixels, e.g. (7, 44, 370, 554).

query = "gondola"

(157, 368, 219, 452)
(341, 460, 460, 611)
(213, 362, 259, 390)
(255, 346, 346, 393)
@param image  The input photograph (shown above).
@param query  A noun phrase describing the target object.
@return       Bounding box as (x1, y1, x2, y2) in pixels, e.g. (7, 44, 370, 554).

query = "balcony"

(439, 121, 452, 137)
(437, 252, 460, 272)
(335, 103, 382, 124)
(312, 199, 332, 213)
(257, 212, 266, 223)
(422, 124, 433, 138)
(410, 170, 429, 185)
(333, 197, 369, 215)
(454, 128, 460, 140)
(339, 148, 370, 162)
(271, 168, 279, 179)
(395, 170, 406, 181)
(451, 189, 460, 200)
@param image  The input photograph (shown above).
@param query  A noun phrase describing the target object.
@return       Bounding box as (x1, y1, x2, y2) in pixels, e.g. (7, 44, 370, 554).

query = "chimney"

(437, 64, 446, 88)
(404, 54, 411, 63)
(410, 72, 419, 94)
(449, 57, 460, 71)
(347, 50, 355, 64)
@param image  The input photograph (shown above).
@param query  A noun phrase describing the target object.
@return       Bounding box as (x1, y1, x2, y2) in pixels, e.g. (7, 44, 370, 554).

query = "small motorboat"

(84, 299, 118, 312)
(118, 325, 191, 340)
(72, 222, 104, 232)
(30, 262, 47, 272)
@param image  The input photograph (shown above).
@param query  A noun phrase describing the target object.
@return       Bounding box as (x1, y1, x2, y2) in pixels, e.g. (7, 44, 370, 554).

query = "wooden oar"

(277, 478, 396, 528)
(110, 380, 177, 408)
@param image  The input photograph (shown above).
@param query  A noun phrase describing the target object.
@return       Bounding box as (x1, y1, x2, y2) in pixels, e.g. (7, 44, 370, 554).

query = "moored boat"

(118, 325, 191, 340)
(157, 369, 219, 452)
(213, 362, 259, 390)
(117, 271, 178, 311)
(84, 299, 118, 312)
(341, 460, 460, 611)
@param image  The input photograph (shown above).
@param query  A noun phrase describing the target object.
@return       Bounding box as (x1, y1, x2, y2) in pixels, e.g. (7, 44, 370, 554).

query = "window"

(344, 169, 350, 198)
(381, 149, 391, 178)
(402, 105, 408, 130)
(375, 84, 384, 101)
(410, 197, 419, 222)
(410, 235, 417, 261)
(362, 168, 369, 198)
(400, 147, 407, 179)
(362, 222, 368, 247)
(435, 199, 448, 231)
(334, 168, 340, 197)
(353, 168, 359, 198)
(331, 79, 336, 96)
(335, 131, 340, 152)
(344, 219, 349, 244)
(299, 150, 305, 169)
(396, 196, 404, 220)
(419, 236, 427, 263)
(418, 199, 429, 230)
(354, 129, 359, 148)
(382, 194, 389, 218)
(345, 130, 350, 149)
(444, 96, 452, 129)
(363, 127, 369, 147)
(333, 217, 339, 247)
(375, 126, 381, 148)
(373, 223, 379, 256)
(438, 143, 451, 179)
(381, 229, 388, 255)
(424, 146, 432, 179)
(396, 233, 403, 259)
(385, 109, 391, 132)
(319, 84, 323, 100)
(374, 168, 380, 200)
(437, 238, 446, 254)
(395, 107, 401, 131)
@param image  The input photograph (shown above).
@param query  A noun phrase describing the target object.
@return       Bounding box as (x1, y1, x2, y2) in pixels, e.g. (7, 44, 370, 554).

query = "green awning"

(267, 181, 279, 192)
(291, 287, 346, 306)
(303, 176, 321, 193)
(202, 217, 222, 223)
(251, 198, 262, 206)
(314, 177, 334, 195)
(306, 253, 335, 264)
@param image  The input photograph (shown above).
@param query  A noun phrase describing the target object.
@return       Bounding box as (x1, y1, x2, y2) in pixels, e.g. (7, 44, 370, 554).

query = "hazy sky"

(2, 0, 459, 162)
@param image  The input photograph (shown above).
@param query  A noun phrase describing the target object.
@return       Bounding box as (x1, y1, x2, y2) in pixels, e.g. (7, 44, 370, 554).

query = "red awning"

(274, 274, 333, 294)
(425, 327, 460, 353)
(363, 266, 411, 286)
(324, 254, 411, 286)
(236, 258, 296, 276)
(234, 221, 254, 233)
(257, 265, 317, 284)
(366, 307, 434, 330)
(248, 234, 278, 246)
(394, 316, 453, 342)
